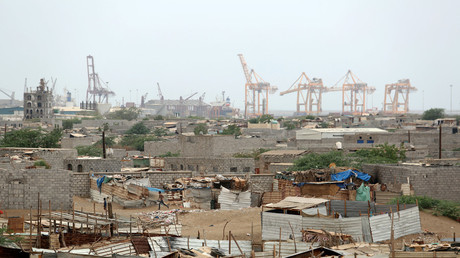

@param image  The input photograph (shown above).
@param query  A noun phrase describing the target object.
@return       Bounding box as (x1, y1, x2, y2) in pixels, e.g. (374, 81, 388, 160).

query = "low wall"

(363, 164, 460, 202)
(0, 168, 73, 210)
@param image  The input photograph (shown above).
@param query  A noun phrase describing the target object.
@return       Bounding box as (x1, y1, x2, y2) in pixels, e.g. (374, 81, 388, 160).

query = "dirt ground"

(4, 196, 458, 247)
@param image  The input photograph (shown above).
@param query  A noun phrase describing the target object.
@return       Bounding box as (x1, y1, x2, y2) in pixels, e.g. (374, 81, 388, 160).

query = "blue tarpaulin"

(331, 169, 371, 188)
(96, 176, 105, 193)
(146, 187, 165, 193)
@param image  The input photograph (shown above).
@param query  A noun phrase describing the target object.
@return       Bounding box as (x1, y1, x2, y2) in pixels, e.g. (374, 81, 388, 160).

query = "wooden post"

(108, 202, 113, 237)
(390, 207, 395, 258)
(288, 222, 297, 253)
(278, 227, 281, 258)
(344, 199, 347, 217)
(37, 197, 41, 248)
(203, 229, 207, 246)
(229, 231, 232, 254)
(453, 232, 456, 242)
(187, 235, 190, 249)
(72, 202, 75, 233)
(49, 200, 52, 234)
(86, 214, 89, 234)
(273, 244, 276, 258)
(29, 206, 32, 247)
(129, 215, 132, 237)
(251, 222, 254, 246)
(93, 202, 96, 215)
(95, 218, 98, 234)
(231, 232, 245, 257)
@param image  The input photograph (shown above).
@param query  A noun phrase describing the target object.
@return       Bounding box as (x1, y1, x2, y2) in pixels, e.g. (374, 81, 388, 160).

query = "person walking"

(158, 192, 169, 210)
(103, 198, 107, 211)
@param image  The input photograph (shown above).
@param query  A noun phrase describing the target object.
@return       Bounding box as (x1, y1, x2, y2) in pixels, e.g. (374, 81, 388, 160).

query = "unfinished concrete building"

(23, 78, 54, 120)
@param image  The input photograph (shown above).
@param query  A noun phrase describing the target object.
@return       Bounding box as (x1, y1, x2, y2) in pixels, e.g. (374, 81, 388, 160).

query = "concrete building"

(296, 128, 388, 141)
(144, 99, 210, 118)
(24, 78, 54, 120)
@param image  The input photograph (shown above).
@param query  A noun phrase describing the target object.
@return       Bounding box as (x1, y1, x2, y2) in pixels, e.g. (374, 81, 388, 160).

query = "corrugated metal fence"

(263, 206, 421, 243)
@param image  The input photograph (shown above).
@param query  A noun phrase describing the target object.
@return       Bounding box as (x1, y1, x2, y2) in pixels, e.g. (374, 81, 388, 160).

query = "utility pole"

(450, 84, 453, 113)
(102, 131, 106, 159)
(439, 123, 442, 159)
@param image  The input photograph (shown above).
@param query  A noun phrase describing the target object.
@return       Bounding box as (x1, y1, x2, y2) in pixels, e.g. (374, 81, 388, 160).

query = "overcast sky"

(1, 1, 459, 114)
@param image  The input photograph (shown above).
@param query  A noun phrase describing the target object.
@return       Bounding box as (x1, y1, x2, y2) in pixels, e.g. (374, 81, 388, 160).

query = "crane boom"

(238, 54, 252, 84)
(184, 92, 198, 101)
(156, 82, 164, 101)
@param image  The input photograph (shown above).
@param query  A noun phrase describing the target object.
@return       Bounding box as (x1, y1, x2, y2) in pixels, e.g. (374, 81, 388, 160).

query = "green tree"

(120, 135, 159, 151)
(305, 115, 316, 120)
(283, 121, 298, 130)
(0, 227, 22, 246)
(422, 108, 445, 120)
(194, 123, 208, 135)
(106, 107, 140, 121)
(0, 128, 62, 148)
(76, 145, 102, 157)
(126, 122, 150, 134)
(62, 118, 81, 130)
(248, 118, 259, 124)
(41, 128, 63, 148)
(259, 114, 274, 123)
(153, 127, 168, 137)
(221, 124, 241, 136)
(153, 115, 164, 120)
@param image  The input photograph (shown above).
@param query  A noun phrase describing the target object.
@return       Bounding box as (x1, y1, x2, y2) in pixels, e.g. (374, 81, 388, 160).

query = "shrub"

(194, 124, 208, 135)
(390, 195, 460, 221)
(34, 160, 51, 169)
(159, 151, 180, 157)
(422, 108, 445, 120)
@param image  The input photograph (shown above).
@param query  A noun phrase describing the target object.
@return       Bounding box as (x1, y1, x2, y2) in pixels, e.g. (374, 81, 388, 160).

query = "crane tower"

(280, 72, 325, 115)
(238, 54, 277, 118)
(383, 79, 416, 114)
(338, 70, 375, 115)
(86, 55, 115, 104)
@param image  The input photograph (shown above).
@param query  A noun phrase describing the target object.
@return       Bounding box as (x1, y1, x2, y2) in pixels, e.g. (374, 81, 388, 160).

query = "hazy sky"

(1, 1, 459, 113)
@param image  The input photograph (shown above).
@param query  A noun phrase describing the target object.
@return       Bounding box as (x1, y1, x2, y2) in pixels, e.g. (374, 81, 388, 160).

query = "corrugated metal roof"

(94, 240, 137, 257)
(370, 206, 421, 242)
(265, 197, 328, 210)
(148, 236, 252, 256)
(218, 187, 251, 210)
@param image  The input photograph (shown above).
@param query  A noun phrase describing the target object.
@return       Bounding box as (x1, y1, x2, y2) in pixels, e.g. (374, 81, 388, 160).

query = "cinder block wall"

(64, 158, 122, 172)
(363, 164, 460, 202)
(250, 174, 275, 193)
(0, 169, 73, 210)
(163, 157, 255, 174)
(147, 171, 193, 188)
(73, 172, 90, 197)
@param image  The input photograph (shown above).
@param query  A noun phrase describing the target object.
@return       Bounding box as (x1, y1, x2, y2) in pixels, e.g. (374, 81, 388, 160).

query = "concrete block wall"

(0, 148, 78, 170)
(64, 158, 122, 172)
(61, 137, 93, 149)
(164, 157, 255, 174)
(144, 139, 181, 156)
(72, 172, 90, 197)
(33, 149, 78, 169)
(249, 174, 274, 193)
(363, 164, 460, 202)
(144, 135, 278, 158)
(0, 168, 73, 210)
(147, 171, 193, 188)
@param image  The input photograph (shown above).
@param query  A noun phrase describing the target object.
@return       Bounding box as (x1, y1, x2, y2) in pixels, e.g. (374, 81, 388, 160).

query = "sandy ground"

(3, 196, 458, 247)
